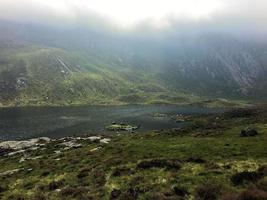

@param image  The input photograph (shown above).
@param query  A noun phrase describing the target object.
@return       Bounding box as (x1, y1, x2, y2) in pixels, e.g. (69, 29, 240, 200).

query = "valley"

(0, 1, 267, 199)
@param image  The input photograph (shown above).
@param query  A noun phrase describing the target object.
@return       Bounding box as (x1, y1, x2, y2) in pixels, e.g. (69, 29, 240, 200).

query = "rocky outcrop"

(0, 137, 51, 150)
(0, 136, 111, 158)
(240, 128, 258, 137)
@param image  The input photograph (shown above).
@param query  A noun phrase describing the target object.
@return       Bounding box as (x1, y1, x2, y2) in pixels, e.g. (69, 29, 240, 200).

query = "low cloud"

(0, 0, 266, 37)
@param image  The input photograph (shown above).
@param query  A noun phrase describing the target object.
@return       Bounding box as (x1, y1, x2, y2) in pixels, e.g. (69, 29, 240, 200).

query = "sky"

(0, 0, 266, 34)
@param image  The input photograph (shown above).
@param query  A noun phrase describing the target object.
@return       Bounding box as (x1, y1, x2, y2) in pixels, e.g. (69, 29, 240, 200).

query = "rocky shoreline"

(0, 135, 112, 179)
(0, 135, 111, 158)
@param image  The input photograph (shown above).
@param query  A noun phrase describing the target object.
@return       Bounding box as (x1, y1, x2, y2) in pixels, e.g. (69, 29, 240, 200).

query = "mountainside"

(0, 45, 184, 106)
(0, 21, 267, 107)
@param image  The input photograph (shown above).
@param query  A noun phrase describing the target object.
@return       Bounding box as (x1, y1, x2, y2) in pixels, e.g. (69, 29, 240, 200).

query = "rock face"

(240, 128, 258, 137)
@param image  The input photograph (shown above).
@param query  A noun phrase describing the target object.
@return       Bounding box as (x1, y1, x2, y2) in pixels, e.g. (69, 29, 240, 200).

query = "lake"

(0, 105, 224, 140)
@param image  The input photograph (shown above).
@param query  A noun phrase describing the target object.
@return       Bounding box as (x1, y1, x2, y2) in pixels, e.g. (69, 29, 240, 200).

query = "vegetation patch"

(231, 171, 262, 185)
(0, 106, 266, 199)
(194, 183, 223, 200)
(137, 159, 182, 170)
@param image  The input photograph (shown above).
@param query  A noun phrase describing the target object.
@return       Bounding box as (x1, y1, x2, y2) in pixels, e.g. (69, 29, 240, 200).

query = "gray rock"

(100, 138, 111, 144)
(60, 141, 82, 150)
(0, 137, 51, 150)
(90, 147, 102, 152)
(0, 168, 24, 176)
(87, 136, 101, 141)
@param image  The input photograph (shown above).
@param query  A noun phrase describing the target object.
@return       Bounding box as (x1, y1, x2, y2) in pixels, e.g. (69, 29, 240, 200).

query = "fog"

(0, 0, 266, 41)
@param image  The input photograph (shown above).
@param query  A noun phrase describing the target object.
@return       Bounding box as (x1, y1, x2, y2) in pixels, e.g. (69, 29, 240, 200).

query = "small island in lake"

(106, 122, 140, 131)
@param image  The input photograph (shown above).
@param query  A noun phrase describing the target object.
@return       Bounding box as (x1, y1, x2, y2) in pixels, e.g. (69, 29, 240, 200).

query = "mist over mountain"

(0, 0, 267, 106)
(0, 21, 266, 106)
(2, 2, 267, 199)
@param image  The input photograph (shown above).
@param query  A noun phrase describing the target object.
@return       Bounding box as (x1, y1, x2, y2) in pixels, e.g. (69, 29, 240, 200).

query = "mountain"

(0, 21, 266, 107)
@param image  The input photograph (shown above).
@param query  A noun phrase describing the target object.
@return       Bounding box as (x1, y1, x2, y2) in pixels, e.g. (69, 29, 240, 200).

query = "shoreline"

(0, 106, 266, 199)
(0, 98, 253, 109)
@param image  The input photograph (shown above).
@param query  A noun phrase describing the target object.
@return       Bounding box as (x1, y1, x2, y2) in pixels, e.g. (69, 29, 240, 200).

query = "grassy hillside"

(1, 22, 267, 106)
(0, 106, 266, 199)
(2, 45, 240, 107)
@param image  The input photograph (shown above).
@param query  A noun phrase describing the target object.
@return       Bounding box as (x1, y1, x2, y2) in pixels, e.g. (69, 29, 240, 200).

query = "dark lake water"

(0, 105, 224, 140)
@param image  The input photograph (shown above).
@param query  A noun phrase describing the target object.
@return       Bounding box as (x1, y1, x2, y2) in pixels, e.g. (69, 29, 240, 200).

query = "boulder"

(87, 136, 101, 142)
(60, 141, 82, 150)
(240, 128, 258, 137)
(100, 138, 111, 144)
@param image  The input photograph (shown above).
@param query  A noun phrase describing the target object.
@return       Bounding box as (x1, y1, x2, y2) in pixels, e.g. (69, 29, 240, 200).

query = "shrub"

(238, 188, 267, 200)
(231, 172, 261, 185)
(222, 188, 267, 200)
(240, 128, 258, 137)
(0, 185, 6, 193)
(41, 171, 50, 177)
(186, 157, 206, 164)
(110, 189, 121, 199)
(173, 186, 188, 197)
(60, 186, 88, 198)
(77, 168, 90, 179)
(112, 167, 134, 177)
(258, 165, 267, 176)
(137, 159, 181, 170)
(256, 179, 267, 191)
(48, 179, 65, 191)
(32, 192, 46, 200)
(7, 193, 27, 200)
(194, 184, 222, 200)
(120, 187, 140, 200)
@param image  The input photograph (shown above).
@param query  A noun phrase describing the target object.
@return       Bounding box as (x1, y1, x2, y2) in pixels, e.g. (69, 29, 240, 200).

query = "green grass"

(0, 45, 251, 108)
(0, 107, 266, 199)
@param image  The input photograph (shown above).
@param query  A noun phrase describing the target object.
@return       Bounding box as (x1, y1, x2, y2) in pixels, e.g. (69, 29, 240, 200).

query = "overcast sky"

(0, 0, 266, 35)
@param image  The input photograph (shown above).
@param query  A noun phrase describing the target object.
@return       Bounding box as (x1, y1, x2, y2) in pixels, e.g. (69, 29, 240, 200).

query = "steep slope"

(0, 45, 197, 106)
(152, 35, 267, 98)
(0, 21, 267, 106)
